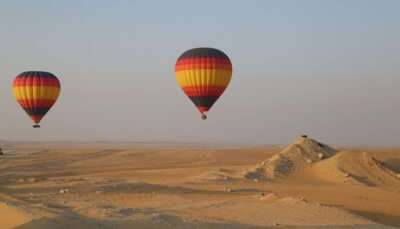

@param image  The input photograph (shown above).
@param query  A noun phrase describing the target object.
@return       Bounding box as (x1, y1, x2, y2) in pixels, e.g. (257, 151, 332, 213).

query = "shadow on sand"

(15, 212, 395, 229)
(383, 158, 400, 173)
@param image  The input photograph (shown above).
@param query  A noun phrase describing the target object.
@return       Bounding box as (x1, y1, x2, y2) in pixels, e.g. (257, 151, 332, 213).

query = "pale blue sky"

(1, 1, 399, 146)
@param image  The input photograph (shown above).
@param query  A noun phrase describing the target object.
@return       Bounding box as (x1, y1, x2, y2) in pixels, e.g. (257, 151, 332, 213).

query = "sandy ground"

(0, 140, 400, 229)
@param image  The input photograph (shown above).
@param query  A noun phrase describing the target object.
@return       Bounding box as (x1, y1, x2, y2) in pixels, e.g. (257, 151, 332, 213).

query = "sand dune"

(242, 136, 400, 187)
(243, 136, 337, 180)
(0, 202, 34, 229)
(309, 151, 400, 187)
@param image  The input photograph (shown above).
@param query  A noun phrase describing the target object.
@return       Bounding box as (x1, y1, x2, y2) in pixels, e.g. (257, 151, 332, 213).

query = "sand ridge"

(243, 136, 337, 180)
(0, 202, 34, 229)
(309, 151, 400, 187)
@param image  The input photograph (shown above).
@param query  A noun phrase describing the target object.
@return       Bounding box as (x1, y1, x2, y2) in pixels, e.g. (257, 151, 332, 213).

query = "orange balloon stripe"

(17, 99, 56, 109)
(175, 58, 232, 71)
(175, 64, 232, 71)
(182, 86, 226, 97)
(176, 57, 230, 63)
(197, 106, 209, 113)
(29, 115, 43, 123)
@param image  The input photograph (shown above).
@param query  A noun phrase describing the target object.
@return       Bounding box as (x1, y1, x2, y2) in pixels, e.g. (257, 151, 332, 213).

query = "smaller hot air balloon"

(13, 71, 61, 128)
(175, 47, 232, 119)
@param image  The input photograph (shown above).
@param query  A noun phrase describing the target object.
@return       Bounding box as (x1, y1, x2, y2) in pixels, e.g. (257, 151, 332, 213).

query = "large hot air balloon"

(13, 71, 61, 128)
(175, 47, 232, 119)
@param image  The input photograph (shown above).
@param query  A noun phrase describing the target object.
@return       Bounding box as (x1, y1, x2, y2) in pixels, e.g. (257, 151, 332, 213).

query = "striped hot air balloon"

(175, 48, 232, 119)
(13, 71, 61, 128)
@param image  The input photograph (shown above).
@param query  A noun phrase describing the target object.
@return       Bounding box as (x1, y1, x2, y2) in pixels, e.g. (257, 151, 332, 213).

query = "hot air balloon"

(13, 71, 61, 128)
(175, 47, 232, 120)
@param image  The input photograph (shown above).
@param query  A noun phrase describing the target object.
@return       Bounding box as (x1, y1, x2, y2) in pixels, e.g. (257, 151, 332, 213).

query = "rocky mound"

(243, 136, 337, 180)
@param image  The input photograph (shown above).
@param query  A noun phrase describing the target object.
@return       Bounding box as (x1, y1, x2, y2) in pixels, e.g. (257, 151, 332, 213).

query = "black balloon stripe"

(178, 48, 230, 60)
(23, 108, 50, 116)
(16, 71, 57, 79)
(189, 96, 220, 108)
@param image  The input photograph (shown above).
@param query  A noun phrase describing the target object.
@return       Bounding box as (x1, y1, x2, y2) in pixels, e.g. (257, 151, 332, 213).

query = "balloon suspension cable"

(33, 124, 40, 128)
(201, 113, 207, 120)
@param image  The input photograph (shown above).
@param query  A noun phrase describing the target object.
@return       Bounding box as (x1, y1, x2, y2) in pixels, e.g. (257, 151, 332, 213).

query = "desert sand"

(0, 137, 400, 228)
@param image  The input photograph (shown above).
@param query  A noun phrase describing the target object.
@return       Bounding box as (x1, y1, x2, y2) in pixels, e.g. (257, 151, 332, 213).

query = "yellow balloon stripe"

(13, 86, 60, 101)
(176, 69, 232, 87)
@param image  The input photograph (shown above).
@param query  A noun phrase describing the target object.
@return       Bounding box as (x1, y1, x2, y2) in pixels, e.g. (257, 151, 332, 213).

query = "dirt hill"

(243, 136, 337, 180)
(310, 151, 400, 186)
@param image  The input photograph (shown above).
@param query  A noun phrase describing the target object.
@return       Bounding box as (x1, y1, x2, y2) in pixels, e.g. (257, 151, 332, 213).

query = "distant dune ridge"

(311, 150, 400, 186)
(243, 136, 337, 180)
(243, 136, 400, 187)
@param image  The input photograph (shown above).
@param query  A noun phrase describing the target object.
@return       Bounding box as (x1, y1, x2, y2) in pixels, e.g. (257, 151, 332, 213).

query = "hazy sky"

(1, 1, 399, 146)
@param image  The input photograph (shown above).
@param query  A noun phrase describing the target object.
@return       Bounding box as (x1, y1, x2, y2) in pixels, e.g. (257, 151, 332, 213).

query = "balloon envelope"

(175, 47, 232, 118)
(13, 71, 61, 127)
